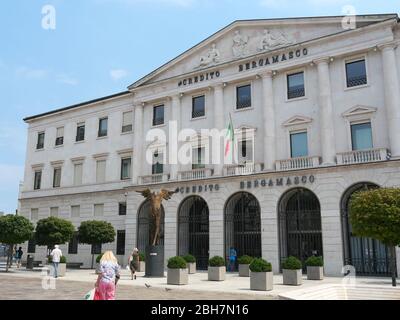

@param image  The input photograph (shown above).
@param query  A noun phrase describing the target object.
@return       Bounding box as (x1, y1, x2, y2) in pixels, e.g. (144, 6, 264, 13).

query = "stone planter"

(138, 261, 146, 272)
(167, 268, 188, 285)
(239, 264, 250, 277)
(283, 269, 302, 286)
(307, 266, 324, 280)
(208, 266, 225, 281)
(250, 271, 273, 291)
(187, 262, 196, 274)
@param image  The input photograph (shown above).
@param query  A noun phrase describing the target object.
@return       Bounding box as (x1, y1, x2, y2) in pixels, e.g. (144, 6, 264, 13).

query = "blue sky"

(0, 0, 399, 213)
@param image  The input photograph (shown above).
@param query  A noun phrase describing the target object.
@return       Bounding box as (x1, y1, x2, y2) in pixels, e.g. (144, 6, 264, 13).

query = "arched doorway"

(178, 196, 209, 270)
(279, 188, 323, 269)
(224, 192, 262, 270)
(341, 182, 394, 276)
(137, 200, 165, 253)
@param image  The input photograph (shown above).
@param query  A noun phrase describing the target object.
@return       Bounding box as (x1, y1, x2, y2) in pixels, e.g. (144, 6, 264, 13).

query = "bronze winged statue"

(136, 189, 177, 246)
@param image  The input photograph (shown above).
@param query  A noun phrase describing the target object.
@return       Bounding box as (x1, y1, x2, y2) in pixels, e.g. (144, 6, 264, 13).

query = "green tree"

(0, 215, 34, 272)
(349, 188, 400, 287)
(35, 217, 75, 257)
(78, 220, 115, 268)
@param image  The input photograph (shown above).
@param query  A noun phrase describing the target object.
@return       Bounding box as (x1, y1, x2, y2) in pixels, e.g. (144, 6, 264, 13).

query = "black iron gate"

(341, 183, 394, 276)
(137, 200, 165, 254)
(225, 192, 261, 270)
(178, 196, 209, 270)
(279, 188, 323, 270)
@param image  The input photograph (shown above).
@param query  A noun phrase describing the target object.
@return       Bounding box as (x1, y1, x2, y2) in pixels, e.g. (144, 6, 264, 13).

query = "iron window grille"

(236, 85, 252, 109)
(153, 105, 165, 126)
(287, 72, 305, 99)
(346, 59, 367, 88)
(192, 96, 205, 118)
(116, 230, 126, 256)
(119, 203, 127, 216)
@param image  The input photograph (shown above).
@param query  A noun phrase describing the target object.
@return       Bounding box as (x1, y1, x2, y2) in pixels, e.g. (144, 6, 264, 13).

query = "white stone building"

(19, 14, 400, 276)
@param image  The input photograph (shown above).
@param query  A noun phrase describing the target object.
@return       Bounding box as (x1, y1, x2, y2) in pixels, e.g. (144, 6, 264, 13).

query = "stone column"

(213, 83, 225, 176)
(315, 58, 336, 165)
(260, 71, 276, 171)
(170, 95, 181, 180)
(380, 43, 400, 158)
(132, 103, 144, 185)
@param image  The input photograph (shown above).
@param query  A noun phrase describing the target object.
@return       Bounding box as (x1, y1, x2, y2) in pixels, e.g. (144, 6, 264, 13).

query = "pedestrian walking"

(95, 251, 121, 300)
(128, 248, 140, 280)
(15, 247, 23, 268)
(50, 245, 62, 278)
(229, 247, 237, 272)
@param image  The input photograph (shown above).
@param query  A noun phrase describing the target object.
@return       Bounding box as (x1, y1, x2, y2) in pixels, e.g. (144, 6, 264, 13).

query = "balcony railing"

(224, 163, 263, 176)
(178, 168, 214, 181)
(276, 156, 320, 171)
(337, 148, 388, 165)
(139, 173, 169, 184)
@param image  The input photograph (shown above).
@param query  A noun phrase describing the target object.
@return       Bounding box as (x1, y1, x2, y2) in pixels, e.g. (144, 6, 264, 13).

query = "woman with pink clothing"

(95, 251, 121, 300)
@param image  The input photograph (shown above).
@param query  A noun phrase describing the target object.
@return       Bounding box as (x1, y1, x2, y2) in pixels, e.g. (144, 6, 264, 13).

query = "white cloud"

(56, 73, 79, 86)
(110, 69, 129, 81)
(15, 66, 49, 80)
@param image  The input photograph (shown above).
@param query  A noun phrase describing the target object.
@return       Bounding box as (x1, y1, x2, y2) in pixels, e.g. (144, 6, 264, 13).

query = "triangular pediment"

(128, 15, 396, 89)
(342, 105, 377, 118)
(283, 115, 313, 127)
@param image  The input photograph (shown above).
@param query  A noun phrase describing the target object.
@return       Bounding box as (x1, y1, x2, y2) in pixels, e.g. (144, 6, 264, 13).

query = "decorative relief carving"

(232, 30, 249, 58)
(257, 29, 293, 52)
(198, 43, 220, 68)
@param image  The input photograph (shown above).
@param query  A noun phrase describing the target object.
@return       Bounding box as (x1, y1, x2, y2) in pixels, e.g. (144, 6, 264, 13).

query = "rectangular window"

(55, 127, 64, 146)
(119, 202, 127, 216)
(91, 243, 102, 255)
(153, 105, 164, 126)
(34, 170, 42, 190)
(37, 132, 45, 149)
(290, 131, 308, 158)
(238, 139, 254, 163)
(287, 72, 305, 99)
(27, 234, 36, 253)
(152, 151, 163, 175)
(50, 207, 59, 217)
(76, 123, 85, 142)
(71, 205, 80, 218)
(98, 117, 108, 137)
(73, 163, 83, 186)
(192, 147, 205, 170)
(94, 204, 104, 217)
(96, 160, 106, 183)
(31, 208, 39, 221)
(68, 232, 79, 255)
(116, 230, 126, 255)
(122, 111, 133, 133)
(121, 157, 132, 180)
(53, 167, 61, 188)
(236, 85, 251, 109)
(192, 95, 205, 118)
(351, 122, 373, 151)
(346, 59, 367, 88)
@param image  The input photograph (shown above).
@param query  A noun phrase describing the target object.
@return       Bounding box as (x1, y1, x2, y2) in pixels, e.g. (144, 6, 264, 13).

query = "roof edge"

(23, 91, 132, 123)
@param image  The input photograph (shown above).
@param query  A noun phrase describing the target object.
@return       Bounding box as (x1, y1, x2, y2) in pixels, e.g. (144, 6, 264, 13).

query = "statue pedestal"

(145, 245, 165, 277)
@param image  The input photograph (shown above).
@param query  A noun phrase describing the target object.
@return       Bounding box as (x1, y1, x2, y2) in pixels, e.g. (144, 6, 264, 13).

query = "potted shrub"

(167, 256, 188, 285)
(208, 256, 226, 281)
(95, 253, 103, 274)
(249, 258, 273, 291)
(238, 255, 254, 277)
(305, 256, 324, 280)
(182, 254, 196, 274)
(282, 256, 302, 286)
(138, 253, 146, 272)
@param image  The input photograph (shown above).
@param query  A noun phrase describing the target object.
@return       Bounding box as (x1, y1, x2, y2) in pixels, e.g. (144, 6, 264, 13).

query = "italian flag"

(225, 114, 234, 157)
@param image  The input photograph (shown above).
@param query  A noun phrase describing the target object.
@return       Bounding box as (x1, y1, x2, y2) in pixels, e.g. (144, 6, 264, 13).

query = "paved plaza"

(0, 264, 399, 300)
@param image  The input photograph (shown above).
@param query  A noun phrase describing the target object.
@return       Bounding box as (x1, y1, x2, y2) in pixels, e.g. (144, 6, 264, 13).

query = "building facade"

(19, 14, 400, 276)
